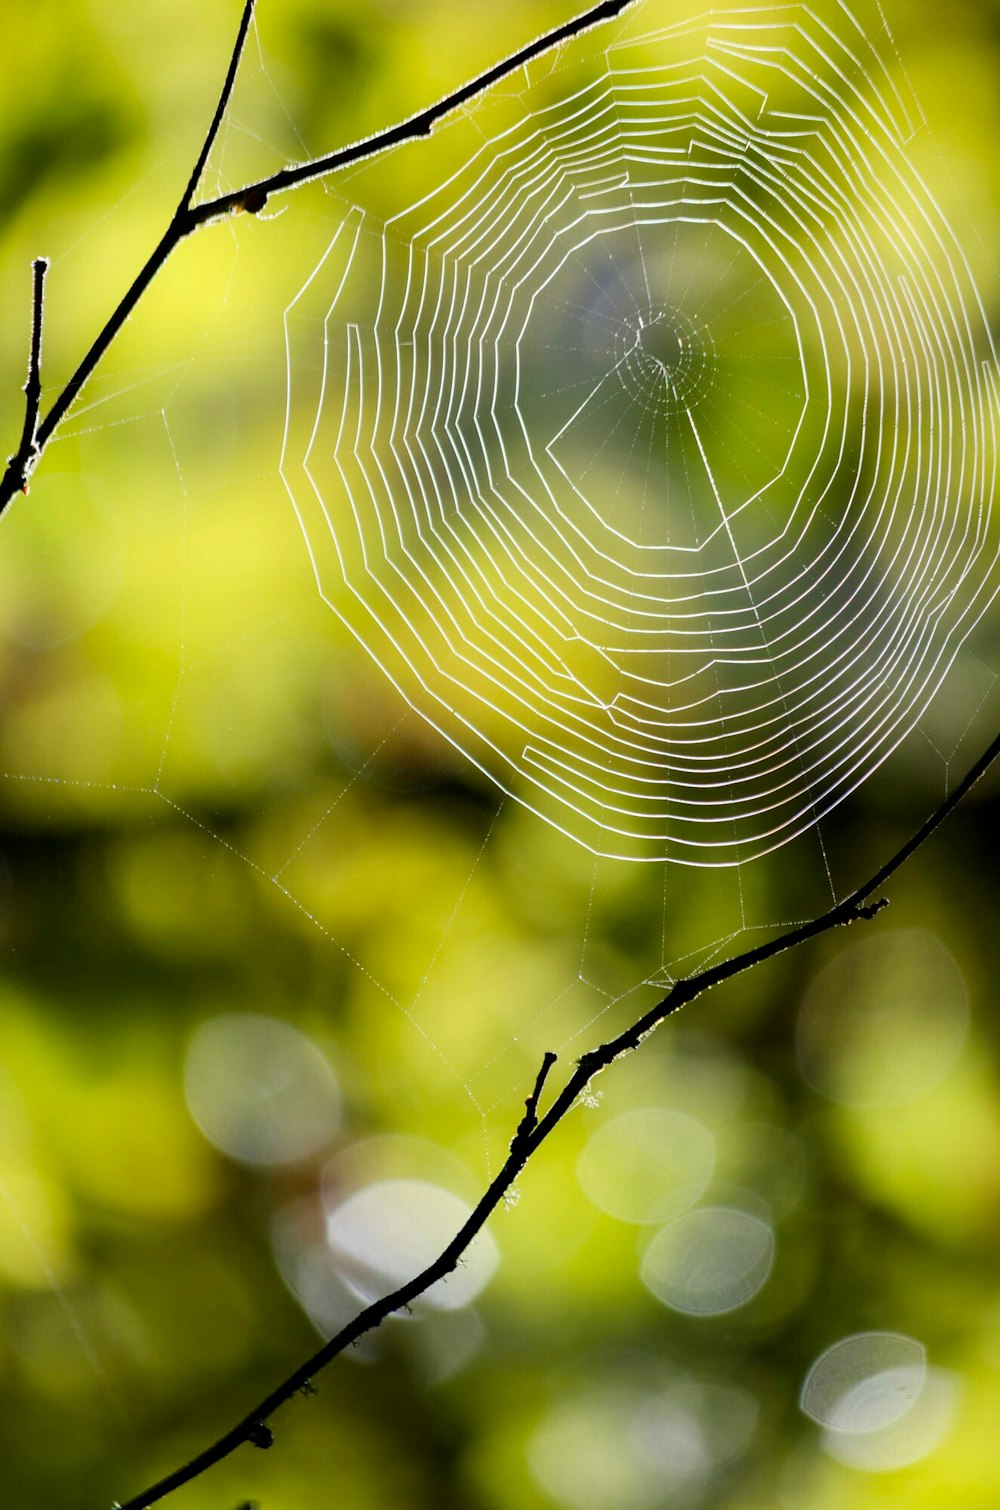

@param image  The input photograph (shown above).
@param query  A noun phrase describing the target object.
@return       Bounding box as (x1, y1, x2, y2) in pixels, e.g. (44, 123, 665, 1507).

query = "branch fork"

(0, 0, 638, 519)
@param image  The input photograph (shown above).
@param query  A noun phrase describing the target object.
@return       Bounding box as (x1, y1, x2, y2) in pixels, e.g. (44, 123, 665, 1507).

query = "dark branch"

(0, 0, 636, 519)
(0, 0, 259, 520)
(187, 0, 638, 226)
(28, 224, 176, 474)
(21, 0, 259, 499)
(1, 257, 49, 502)
(115, 725, 1000, 1510)
(511, 1050, 559, 1151)
(181, 0, 257, 210)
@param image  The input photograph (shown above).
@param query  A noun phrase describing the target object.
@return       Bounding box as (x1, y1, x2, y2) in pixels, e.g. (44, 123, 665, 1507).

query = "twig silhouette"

(0, 0, 636, 519)
(115, 724, 1000, 1510)
(0, 0, 257, 519)
(1, 257, 49, 501)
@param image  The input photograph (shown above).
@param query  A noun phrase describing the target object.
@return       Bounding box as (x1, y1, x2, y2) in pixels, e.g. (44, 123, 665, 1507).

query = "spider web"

(2, 0, 997, 1155)
(165, 0, 997, 1162)
(280, 0, 1000, 868)
(1, 0, 998, 1421)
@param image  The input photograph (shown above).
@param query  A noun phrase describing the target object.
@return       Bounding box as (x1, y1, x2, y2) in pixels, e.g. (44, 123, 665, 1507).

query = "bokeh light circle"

(797, 929, 969, 1107)
(640, 1205, 774, 1314)
(184, 1012, 341, 1167)
(576, 1107, 716, 1224)
(325, 1179, 498, 1310)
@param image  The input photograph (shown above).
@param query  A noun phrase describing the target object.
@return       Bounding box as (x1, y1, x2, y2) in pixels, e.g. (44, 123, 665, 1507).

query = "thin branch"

(181, 0, 257, 211)
(186, 0, 638, 225)
(0, 1, 258, 519)
(115, 725, 1000, 1510)
(16, 0, 259, 498)
(1, 257, 49, 501)
(511, 1050, 559, 1152)
(26, 224, 176, 476)
(22, 259, 48, 455)
(0, 0, 637, 519)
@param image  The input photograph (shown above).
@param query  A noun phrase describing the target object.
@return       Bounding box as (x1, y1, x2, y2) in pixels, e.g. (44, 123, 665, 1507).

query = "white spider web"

(281, 0, 1000, 867)
(1, 0, 996, 1152)
(0, 0, 991, 1175)
(1, 2, 998, 1388)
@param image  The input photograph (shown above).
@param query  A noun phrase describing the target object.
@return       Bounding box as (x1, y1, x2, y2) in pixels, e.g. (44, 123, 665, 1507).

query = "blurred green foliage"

(1, 2, 999, 1508)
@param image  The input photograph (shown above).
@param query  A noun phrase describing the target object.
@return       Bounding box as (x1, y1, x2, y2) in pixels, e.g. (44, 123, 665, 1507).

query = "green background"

(1, 1, 999, 1507)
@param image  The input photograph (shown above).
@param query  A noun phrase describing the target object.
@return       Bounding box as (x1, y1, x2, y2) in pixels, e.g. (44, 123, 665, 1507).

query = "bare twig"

(1, 0, 257, 518)
(1, 257, 49, 501)
(115, 723, 1000, 1510)
(185, 0, 637, 224)
(511, 1050, 559, 1152)
(180, 0, 257, 212)
(5, 0, 258, 513)
(0, 0, 636, 519)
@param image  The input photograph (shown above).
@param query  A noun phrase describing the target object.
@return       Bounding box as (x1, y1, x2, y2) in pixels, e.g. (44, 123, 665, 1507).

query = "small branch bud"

(238, 186, 269, 214)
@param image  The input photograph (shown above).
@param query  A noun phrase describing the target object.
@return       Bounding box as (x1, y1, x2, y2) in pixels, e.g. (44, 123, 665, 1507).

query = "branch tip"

(1, 256, 50, 511)
(511, 1050, 558, 1149)
(181, 0, 257, 211)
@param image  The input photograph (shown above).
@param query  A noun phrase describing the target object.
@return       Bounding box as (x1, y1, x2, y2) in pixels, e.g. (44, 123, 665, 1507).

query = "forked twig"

(1, 257, 49, 501)
(116, 725, 1000, 1510)
(0, 0, 258, 516)
(0, 0, 636, 519)
(186, 0, 637, 223)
